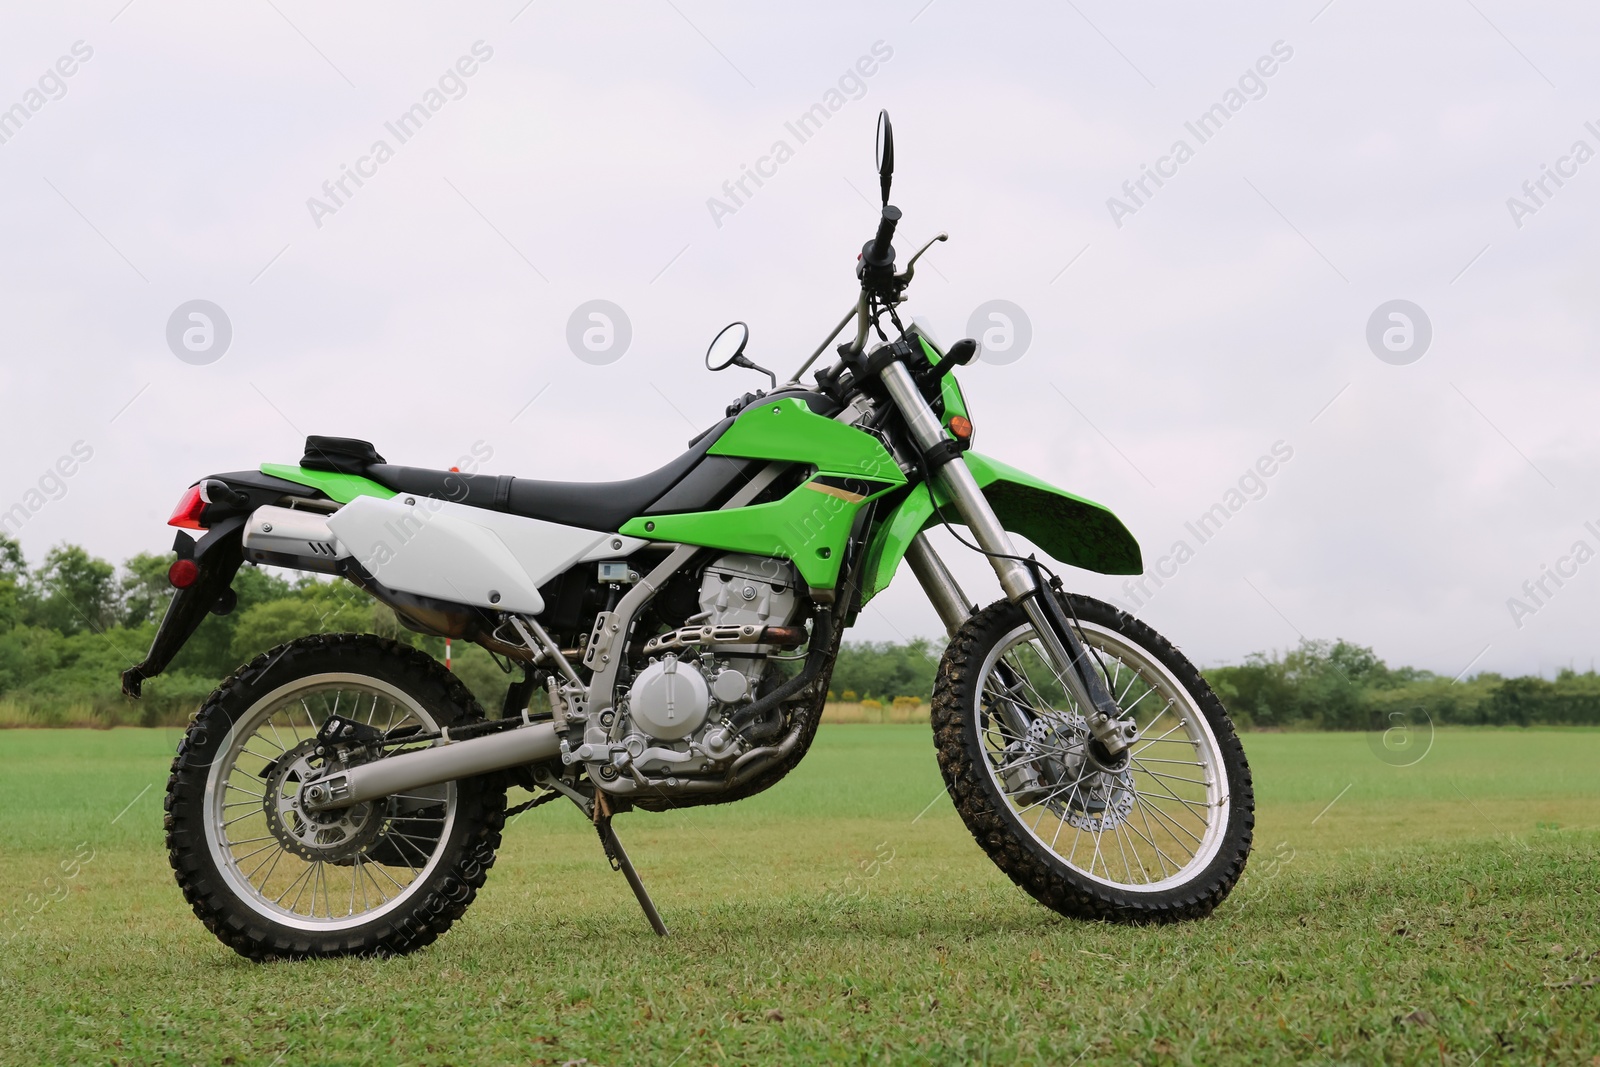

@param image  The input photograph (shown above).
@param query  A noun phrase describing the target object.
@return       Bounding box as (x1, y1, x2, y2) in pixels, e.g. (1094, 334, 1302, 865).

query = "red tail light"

(167, 558, 200, 589)
(168, 484, 206, 529)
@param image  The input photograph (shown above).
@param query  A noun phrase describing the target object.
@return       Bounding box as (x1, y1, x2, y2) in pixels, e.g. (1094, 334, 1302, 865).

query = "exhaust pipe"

(303, 721, 561, 811)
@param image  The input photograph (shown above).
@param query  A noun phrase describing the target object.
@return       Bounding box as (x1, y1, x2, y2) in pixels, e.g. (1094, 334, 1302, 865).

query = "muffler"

(303, 721, 561, 811)
(242, 504, 343, 575)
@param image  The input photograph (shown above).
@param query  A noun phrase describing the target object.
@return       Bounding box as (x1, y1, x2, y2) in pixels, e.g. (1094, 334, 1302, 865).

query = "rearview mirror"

(875, 110, 894, 206)
(705, 320, 777, 390)
(705, 321, 751, 372)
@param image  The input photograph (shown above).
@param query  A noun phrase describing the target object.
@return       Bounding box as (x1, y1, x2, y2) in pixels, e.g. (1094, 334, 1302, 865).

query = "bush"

(5, 531, 1599, 732)
(830, 639, 938, 704)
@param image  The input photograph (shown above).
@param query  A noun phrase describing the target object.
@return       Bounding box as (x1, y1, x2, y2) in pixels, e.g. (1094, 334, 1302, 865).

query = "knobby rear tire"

(163, 633, 506, 960)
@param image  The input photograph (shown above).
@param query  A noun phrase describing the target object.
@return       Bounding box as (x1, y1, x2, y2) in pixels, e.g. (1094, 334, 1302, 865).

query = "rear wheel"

(931, 596, 1253, 922)
(164, 633, 506, 959)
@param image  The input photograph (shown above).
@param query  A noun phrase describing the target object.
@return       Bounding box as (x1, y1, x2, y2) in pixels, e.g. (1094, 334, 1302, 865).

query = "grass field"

(2, 725, 1597, 1066)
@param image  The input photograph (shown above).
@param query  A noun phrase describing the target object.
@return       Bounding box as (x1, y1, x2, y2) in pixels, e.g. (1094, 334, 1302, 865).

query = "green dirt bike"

(125, 112, 1253, 959)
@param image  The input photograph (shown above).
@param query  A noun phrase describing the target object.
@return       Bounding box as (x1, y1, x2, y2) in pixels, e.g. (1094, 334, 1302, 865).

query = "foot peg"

(595, 814, 669, 937)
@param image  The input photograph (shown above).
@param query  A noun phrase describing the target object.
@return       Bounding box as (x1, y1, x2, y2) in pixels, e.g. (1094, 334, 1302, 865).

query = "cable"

(929, 502, 1117, 689)
(869, 297, 892, 344)
(931, 500, 1036, 568)
(886, 303, 908, 337)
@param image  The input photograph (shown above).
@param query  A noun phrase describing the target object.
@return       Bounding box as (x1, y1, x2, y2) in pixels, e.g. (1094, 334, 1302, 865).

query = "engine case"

(628, 654, 710, 741)
(618, 553, 802, 774)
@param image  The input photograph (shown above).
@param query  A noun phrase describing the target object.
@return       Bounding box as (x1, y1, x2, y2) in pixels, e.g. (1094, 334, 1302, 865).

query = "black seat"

(309, 417, 735, 531)
(301, 390, 840, 531)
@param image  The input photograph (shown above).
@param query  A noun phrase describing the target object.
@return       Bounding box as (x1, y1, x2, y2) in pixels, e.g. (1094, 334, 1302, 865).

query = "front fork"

(880, 361, 1137, 757)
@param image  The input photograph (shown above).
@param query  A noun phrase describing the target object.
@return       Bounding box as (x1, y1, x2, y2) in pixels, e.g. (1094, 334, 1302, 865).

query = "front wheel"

(931, 596, 1253, 923)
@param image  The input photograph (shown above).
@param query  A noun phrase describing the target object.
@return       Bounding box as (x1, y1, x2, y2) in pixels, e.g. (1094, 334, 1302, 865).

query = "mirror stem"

(785, 299, 864, 384)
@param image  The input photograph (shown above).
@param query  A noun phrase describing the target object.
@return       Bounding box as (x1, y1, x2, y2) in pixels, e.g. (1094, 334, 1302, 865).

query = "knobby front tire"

(931, 596, 1254, 923)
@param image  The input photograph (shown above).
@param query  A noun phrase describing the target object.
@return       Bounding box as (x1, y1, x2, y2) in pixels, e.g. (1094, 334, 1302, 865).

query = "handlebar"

(782, 208, 950, 385)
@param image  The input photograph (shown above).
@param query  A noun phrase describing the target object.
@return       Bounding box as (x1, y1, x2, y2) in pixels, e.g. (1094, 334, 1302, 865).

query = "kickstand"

(593, 795, 669, 937)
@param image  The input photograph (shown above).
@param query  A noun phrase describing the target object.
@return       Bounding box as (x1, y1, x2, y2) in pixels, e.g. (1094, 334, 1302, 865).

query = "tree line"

(3, 535, 1596, 729)
(0, 535, 518, 726)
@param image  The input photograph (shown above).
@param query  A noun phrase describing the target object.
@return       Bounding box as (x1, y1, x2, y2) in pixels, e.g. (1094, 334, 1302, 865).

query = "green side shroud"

(859, 452, 1143, 603)
(620, 397, 907, 591)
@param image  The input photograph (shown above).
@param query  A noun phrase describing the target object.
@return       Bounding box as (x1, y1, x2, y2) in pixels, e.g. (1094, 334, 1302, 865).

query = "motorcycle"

(126, 112, 1253, 959)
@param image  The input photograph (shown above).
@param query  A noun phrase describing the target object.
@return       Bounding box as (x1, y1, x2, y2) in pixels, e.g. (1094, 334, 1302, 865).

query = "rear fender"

(121, 468, 348, 697)
(860, 452, 1142, 603)
(121, 520, 245, 697)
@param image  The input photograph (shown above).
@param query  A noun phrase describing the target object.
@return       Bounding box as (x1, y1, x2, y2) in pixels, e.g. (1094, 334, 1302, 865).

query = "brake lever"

(894, 232, 948, 289)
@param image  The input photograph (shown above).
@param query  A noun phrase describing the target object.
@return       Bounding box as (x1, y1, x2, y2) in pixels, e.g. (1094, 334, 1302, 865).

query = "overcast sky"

(2, 1, 1597, 678)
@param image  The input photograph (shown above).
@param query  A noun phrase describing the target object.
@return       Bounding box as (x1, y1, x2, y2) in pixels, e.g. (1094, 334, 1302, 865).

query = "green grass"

(2, 726, 1597, 1065)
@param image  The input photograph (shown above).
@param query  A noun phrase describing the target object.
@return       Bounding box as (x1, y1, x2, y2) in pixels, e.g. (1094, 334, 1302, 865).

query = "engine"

(617, 553, 801, 776)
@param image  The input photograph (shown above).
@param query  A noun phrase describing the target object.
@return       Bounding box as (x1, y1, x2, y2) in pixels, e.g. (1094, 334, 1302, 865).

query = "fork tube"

(879, 362, 1036, 603)
(880, 360, 1125, 748)
(905, 533, 973, 636)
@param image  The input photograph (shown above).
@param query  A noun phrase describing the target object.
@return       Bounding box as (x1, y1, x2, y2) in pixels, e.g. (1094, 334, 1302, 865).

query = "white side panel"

(327, 497, 654, 616)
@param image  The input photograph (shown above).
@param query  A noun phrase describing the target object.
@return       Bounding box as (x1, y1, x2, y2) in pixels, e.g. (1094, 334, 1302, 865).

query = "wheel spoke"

(1010, 757, 1099, 818)
(1114, 819, 1147, 883)
(1119, 687, 1163, 717)
(365, 859, 410, 894)
(1132, 792, 1207, 846)
(385, 832, 434, 870)
(243, 842, 286, 885)
(1088, 819, 1107, 881)
(229, 840, 281, 865)
(963, 612, 1234, 895)
(202, 679, 461, 933)
(1130, 719, 1188, 757)
(1132, 762, 1210, 788)
(274, 861, 315, 907)
(1125, 802, 1179, 877)
(1134, 769, 1214, 814)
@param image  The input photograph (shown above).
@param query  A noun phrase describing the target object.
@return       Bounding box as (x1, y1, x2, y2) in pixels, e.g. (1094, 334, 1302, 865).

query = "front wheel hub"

(1085, 736, 1131, 774)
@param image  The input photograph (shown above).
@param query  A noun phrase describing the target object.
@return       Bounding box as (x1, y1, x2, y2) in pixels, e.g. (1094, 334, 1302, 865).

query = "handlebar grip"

(864, 205, 902, 267)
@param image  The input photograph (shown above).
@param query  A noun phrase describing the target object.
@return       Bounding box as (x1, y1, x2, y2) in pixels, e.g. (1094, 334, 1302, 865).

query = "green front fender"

(860, 452, 1142, 603)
